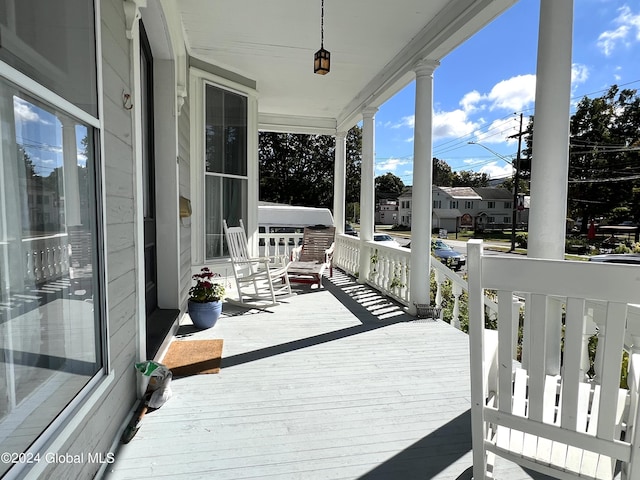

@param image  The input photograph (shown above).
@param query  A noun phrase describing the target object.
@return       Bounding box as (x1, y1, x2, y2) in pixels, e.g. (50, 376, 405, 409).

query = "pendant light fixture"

(314, 0, 330, 75)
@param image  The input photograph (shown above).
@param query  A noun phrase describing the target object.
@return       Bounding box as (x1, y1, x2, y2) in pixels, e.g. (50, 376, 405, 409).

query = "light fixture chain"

(321, 0, 325, 48)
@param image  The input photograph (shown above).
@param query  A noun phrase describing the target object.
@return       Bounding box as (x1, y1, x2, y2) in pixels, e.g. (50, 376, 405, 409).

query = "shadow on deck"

(104, 270, 549, 480)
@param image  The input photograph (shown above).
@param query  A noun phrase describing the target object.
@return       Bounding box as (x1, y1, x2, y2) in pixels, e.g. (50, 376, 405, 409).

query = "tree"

(258, 126, 362, 209)
(568, 86, 639, 231)
(521, 85, 640, 231)
(344, 126, 362, 205)
(452, 170, 489, 187)
(433, 158, 454, 186)
(375, 172, 404, 202)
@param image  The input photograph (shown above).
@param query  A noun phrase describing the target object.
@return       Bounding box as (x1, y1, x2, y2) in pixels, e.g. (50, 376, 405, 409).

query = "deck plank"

(103, 271, 551, 480)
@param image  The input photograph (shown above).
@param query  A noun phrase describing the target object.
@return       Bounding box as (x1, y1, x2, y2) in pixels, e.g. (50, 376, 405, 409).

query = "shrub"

(515, 232, 528, 248)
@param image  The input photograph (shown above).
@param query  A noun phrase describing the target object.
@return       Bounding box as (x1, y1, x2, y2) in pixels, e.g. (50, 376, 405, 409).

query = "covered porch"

(104, 271, 546, 480)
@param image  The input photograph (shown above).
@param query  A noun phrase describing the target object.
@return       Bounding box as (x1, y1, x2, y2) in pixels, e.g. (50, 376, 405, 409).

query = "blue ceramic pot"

(188, 300, 222, 329)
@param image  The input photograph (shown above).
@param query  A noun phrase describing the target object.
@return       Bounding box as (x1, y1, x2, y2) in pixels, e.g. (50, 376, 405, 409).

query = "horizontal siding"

(41, 0, 139, 477)
(178, 89, 191, 306)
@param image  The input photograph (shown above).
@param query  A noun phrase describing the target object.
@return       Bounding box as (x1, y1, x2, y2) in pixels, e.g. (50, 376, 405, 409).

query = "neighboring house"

(400, 186, 527, 232)
(375, 199, 399, 225)
(398, 188, 413, 227)
(433, 186, 481, 233)
(0, 1, 571, 478)
(471, 187, 516, 231)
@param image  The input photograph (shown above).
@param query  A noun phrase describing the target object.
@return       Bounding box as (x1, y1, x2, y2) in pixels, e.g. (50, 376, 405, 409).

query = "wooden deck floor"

(103, 271, 550, 480)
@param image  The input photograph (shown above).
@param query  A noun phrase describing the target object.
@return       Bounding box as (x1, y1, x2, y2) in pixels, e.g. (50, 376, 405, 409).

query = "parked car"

(404, 239, 466, 271)
(588, 253, 640, 265)
(431, 239, 466, 271)
(345, 223, 357, 236)
(373, 234, 400, 247)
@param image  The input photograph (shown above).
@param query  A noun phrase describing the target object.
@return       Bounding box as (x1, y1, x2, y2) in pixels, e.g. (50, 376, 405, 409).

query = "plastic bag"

(134, 361, 172, 409)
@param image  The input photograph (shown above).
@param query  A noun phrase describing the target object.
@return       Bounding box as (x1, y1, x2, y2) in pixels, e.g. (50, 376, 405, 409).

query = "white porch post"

(358, 107, 377, 283)
(333, 131, 347, 234)
(61, 118, 82, 226)
(528, 0, 574, 376)
(528, 0, 573, 260)
(409, 60, 439, 313)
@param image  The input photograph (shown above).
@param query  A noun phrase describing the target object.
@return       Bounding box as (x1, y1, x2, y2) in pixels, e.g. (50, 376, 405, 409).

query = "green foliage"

(375, 172, 405, 203)
(258, 125, 362, 207)
(516, 232, 528, 248)
(189, 267, 225, 302)
(565, 236, 589, 254)
(614, 243, 632, 254)
(429, 271, 470, 331)
(433, 157, 490, 187)
(389, 265, 405, 289)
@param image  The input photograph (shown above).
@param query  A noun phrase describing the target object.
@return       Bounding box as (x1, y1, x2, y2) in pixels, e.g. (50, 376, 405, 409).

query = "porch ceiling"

(178, 0, 518, 133)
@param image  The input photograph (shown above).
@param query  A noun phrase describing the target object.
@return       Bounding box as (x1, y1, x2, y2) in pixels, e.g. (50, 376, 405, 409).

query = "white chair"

(223, 220, 292, 308)
(467, 239, 640, 480)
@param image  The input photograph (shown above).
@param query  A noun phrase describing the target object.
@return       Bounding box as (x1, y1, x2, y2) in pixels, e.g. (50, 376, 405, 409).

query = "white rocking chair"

(223, 220, 293, 308)
(467, 239, 640, 480)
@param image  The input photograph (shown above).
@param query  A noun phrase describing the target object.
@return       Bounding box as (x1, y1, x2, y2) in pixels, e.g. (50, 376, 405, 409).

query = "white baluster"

(434, 269, 443, 308)
(451, 282, 462, 330)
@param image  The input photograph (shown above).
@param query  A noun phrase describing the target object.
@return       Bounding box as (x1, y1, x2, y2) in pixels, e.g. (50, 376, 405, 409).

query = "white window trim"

(0, 1, 111, 476)
(189, 67, 258, 266)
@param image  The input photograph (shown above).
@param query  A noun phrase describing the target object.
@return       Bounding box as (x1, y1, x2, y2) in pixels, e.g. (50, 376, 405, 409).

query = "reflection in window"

(0, 0, 98, 116)
(0, 78, 102, 477)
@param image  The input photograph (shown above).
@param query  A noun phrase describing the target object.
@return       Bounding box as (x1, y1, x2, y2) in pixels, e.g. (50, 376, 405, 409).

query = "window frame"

(0, 2, 109, 471)
(189, 68, 258, 266)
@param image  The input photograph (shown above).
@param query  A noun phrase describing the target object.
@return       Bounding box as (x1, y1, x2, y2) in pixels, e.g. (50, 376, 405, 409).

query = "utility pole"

(508, 113, 524, 252)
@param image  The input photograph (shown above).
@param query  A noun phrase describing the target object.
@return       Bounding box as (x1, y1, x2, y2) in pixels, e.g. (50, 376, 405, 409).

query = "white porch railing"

(258, 232, 303, 258)
(22, 233, 70, 284)
(333, 233, 481, 328)
(332, 235, 640, 382)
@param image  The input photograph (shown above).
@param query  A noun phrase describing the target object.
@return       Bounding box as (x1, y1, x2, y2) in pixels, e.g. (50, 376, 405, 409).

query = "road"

(377, 231, 516, 275)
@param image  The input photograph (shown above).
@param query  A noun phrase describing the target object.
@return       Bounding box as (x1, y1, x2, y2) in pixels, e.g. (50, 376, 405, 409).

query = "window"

(204, 83, 248, 259)
(465, 201, 473, 209)
(504, 201, 512, 209)
(0, 75, 103, 477)
(450, 200, 458, 209)
(433, 200, 441, 208)
(488, 216, 495, 223)
(0, 0, 98, 116)
(487, 201, 495, 208)
(504, 216, 511, 224)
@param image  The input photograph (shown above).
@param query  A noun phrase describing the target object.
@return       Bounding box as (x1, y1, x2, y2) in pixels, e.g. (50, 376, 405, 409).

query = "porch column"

(528, 0, 574, 377)
(61, 118, 81, 227)
(528, 0, 573, 260)
(358, 107, 377, 283)
(409, 59, 439, 313)
(333, 131, 347, 234)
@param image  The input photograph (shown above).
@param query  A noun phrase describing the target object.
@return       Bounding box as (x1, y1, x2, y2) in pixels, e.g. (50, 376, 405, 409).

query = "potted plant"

(188, 267, 225, 329)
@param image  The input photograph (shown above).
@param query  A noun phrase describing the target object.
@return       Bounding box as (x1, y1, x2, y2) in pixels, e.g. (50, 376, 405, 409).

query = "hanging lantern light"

(314, 0, 330, 75)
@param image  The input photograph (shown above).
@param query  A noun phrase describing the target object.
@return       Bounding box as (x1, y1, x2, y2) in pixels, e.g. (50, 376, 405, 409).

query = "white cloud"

(597, 6, 640, 56)
(433, 109, 482, 140)
(478, 161, 513, 179)
(571, 63, 589, 86)
(473, 116, 522, 145)
(13, 97, 42, 122)
(460, 90, 484, 113)
(486, 74, 537, 112)
(376, 157, 410, 172)
(389, 115, 414, 129)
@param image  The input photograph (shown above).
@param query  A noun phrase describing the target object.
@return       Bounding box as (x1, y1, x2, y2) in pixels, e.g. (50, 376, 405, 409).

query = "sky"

(373, 0, 640, 186)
